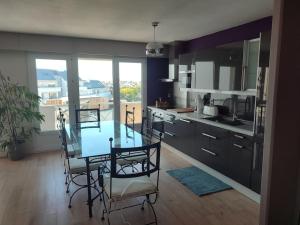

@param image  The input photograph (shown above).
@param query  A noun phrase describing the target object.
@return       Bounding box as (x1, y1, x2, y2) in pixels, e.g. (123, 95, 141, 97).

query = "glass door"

(77, 58, 114, 121)
(34, 58, 70, 131)
(118, 59, 144, 124)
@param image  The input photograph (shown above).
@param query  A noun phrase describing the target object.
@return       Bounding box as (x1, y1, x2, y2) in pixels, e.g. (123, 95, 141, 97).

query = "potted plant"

(0, 71, 44, 160)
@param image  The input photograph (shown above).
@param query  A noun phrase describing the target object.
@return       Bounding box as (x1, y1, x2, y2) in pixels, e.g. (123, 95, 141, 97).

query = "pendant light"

(146, 22, 164, 57)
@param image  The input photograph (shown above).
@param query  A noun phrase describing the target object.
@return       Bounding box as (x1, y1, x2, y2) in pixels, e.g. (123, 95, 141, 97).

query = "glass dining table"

(64, 120, 155, 217)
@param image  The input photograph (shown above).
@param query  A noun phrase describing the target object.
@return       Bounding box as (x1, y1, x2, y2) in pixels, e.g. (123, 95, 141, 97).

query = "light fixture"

(146, 22, 164, 57)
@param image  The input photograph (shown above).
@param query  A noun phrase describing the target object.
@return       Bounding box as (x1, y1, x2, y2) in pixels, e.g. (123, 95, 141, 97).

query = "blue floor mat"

(166, 166, 232, 196)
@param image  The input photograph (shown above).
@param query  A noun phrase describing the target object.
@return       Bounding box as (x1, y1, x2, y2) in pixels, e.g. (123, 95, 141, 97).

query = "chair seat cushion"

(117, 153, 148, 166)
(103, 176, 157, 200)
(68, 158, 101, 174)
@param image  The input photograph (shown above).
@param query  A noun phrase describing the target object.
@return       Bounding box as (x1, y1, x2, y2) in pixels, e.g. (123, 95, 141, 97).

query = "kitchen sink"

(205, 116, 244, 126)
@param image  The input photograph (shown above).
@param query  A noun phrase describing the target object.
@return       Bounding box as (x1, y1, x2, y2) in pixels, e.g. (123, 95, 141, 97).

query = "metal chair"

(140, 109, 147, 135)
(117, 110, 158, 173)
(141, 110, 159, 139)
(125, 104, 135, 129)
(57, 108, 65, 159)
(98, 136, 162, 225)
(61, 118, 102, 208)
(75, 104, 100, 124)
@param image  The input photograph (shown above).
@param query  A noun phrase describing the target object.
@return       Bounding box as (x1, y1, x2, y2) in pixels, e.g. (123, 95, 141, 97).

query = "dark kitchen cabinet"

(179, 53, 194, 73)
(195, 123, 230, 175)
(227, 132, 253, 187)
(149, 107, 257, 190)
(164, 117, 196, 156)
(163, 119, 177, 147)
(193, 49, 218, 89)
(178, 53, 194, 88)
(216, 42, 244, 90)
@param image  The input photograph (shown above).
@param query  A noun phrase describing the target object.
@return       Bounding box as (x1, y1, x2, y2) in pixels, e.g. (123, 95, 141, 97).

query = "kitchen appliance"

(203, 105, 219, 116)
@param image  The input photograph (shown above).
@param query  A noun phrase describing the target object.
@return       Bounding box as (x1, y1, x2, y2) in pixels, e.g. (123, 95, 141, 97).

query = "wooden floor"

(0, 148, 259, 225)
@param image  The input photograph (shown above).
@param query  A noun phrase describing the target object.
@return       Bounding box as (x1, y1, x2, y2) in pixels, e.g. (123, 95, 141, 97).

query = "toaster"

(203, 105, 219, 116)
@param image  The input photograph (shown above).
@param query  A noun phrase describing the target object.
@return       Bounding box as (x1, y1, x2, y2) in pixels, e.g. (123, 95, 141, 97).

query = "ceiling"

(0, 0, 273, 43)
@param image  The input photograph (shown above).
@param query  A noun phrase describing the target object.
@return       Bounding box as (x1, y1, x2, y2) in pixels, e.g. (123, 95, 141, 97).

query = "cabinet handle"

(233, 143, 244, 149)
(200, 148, 217, 156)
(201, 133, 217, 139)
(164, 120, 174, 125)
(179, 118, 191, 123)
(164, 131, 175, 137)
(234, 134, 245, 139)
(253, 143, 257, 170)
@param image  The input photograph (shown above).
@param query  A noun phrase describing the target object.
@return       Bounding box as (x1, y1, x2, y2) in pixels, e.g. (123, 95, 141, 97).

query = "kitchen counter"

(148, 106, 254, 136)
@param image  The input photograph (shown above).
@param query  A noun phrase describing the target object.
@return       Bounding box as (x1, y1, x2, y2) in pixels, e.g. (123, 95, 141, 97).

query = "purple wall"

(183, 16, 272, 53)
(146, 58, 170, 106)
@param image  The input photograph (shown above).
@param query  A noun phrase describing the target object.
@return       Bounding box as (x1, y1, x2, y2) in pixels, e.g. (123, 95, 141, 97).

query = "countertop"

(148, 106, 255, 136)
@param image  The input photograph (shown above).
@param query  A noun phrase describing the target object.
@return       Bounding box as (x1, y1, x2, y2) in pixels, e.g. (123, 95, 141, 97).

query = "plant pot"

(7, 140, 25, 161)
(0, 150, 7, 158)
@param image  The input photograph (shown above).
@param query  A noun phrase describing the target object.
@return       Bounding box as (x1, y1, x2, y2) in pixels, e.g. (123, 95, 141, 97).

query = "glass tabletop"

(65, 121, 155, 158)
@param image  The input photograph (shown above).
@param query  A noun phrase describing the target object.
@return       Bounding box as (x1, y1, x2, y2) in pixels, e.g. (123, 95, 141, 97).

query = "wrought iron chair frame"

(98, 137, 162, 225)
(75, 105, 101, 124)
(125, 104, 135, 129)
(61, 119, 101, 208)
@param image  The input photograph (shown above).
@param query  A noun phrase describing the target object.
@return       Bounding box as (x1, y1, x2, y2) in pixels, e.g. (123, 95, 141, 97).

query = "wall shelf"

(180, 88, 257, 96)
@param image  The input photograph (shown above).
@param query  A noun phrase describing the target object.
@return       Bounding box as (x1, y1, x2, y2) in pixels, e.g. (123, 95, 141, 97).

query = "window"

(78, 58, 114, 121)
(119, 62, 142, 123)
(35, 59, 69, 131)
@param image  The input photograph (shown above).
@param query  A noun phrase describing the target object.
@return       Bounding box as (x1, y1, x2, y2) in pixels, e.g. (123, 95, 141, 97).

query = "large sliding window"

(32, 55, 145, 133)
(35, 58, 69, 131)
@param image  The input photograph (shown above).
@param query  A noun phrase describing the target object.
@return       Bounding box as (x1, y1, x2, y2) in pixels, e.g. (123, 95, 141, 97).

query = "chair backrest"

(140, 109, 147, 135)
(125, 105, 135, 129)
(75, 105, 100, 123)
(109, 137, 161, 179)
(61, 118, 70, 159)
(57, 108, 64, 130)
(141, 110, 162, 139)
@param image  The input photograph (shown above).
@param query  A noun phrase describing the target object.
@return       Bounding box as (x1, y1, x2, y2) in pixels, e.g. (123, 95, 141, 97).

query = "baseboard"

(162, 142, 261, 204)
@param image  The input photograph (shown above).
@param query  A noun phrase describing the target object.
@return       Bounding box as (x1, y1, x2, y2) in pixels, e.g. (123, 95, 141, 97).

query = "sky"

(35, 58, 142, 82)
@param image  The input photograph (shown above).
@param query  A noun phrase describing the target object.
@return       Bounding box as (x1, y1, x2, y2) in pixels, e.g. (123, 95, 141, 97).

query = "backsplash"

(173, 85, 255, 121)
(173, 81, 188, 108)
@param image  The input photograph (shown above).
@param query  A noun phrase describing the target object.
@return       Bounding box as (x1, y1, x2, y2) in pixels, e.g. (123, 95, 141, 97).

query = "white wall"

(0, 50, 38, 154)
(0, 32, 153, 57)
(0, 50, 28, 85)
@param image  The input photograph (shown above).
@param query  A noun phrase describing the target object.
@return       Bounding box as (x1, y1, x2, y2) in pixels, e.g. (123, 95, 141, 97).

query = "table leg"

(86, 157, 93, 217)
